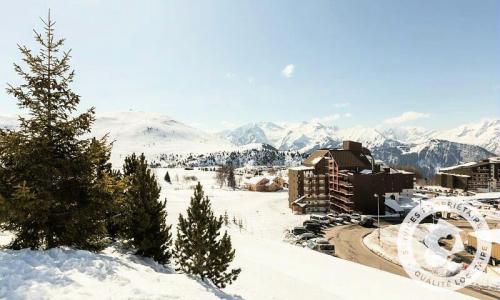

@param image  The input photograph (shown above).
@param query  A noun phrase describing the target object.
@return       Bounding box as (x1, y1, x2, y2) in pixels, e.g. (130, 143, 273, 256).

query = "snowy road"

(324, 224, 499, 300)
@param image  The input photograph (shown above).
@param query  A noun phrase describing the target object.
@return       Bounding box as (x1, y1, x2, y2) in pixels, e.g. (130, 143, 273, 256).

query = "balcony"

(337, 188, 353, 196)
(330, 202, 354, 213)
(337, 181, 353, 188)
(331, 193, 354, 204)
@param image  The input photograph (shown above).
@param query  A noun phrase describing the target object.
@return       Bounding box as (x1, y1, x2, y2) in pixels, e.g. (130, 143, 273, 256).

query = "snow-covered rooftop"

(469, 229, 500, 244)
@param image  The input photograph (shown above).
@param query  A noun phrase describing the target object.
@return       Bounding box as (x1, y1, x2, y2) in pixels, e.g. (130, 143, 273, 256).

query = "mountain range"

(217, 119, 500, 155)
(1, 112, 498, 175)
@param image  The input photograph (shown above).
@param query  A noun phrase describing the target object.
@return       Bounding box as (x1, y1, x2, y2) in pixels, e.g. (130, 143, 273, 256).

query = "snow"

(0, 168, 472, 299)
(0, 247, 229, 300)
(470, 229, 500, 244)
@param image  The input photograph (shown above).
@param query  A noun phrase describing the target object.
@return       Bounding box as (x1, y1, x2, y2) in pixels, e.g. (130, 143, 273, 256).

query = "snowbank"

(0, 247, 235, 300)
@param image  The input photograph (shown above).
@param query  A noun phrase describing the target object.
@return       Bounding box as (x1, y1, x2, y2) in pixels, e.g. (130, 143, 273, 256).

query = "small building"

(244, 176, 284, 192)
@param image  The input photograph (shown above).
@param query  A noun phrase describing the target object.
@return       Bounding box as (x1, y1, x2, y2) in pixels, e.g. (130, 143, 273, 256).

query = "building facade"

(436, 157, 500, 192)
(289, 141, 415, 215)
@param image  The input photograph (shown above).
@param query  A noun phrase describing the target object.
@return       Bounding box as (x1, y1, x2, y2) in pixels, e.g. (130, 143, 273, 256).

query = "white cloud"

(344, 112, 352, 118)
(225, 72, 235, 79)
(333, 102, 350, 108)
(281, 64, 295, 78)
(247, 77, 254, 84)
(311, 114, 340, 125)
(383, 111, 430, 124)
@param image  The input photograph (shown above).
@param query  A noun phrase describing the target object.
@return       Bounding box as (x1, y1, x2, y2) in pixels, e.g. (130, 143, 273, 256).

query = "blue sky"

(0, 0, 499, 131)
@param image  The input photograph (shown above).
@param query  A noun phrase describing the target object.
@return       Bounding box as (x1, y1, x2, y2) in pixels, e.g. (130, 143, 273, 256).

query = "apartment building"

(436, 157, 500, 192)
(289, 141, 415, 215)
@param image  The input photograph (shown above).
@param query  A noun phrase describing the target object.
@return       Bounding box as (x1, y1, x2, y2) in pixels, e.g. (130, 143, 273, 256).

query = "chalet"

(244, 176, 285, 192)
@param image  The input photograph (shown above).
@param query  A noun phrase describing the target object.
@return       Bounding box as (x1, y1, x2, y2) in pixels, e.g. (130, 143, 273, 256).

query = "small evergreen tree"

(223, 211, 229, 226)
(123, 153, 172, 264)
(164, 171, 171, 184)
(175, 183, 241, 288)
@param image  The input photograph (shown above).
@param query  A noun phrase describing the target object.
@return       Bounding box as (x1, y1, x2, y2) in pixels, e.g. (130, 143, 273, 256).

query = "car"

(305, 223, 322, 234)
(359, 216, 374, 227)
(309, 237, 329, 245)
(292, 226, 309, 236)
(332, 217, 344, 224)
(307, 241, 335, 255)
(303, 220, 321, 227)
(326, 213, 339, 223)
(310, 214, 330, 225)
(350, 213, 362, 221)
(296, 232, 317, 241)
(338, 213, 351, 222)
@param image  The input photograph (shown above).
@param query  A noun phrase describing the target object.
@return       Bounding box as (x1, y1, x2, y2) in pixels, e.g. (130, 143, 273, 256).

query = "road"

(324, 224, 500, 300)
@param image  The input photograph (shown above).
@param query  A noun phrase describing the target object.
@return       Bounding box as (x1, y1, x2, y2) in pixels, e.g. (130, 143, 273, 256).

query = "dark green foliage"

(123, 153, 172, 264)
(0, 13, 115, 251)
(164, 171, 171, 184)
(227, 166, 236, 190)
(175, 183, 241, 288)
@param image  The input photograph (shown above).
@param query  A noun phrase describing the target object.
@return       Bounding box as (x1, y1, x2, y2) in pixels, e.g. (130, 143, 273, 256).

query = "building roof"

(436, 172, 471, 178)
(440, 157, 499, 172)
(244, 176, 270, 185)
(329, 150, 371, 169)
(304, 150, 330, 166)
(289, 166, 314, 171)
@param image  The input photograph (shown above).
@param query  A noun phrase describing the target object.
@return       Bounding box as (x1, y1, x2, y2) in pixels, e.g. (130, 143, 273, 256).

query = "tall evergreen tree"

(175, 182, 241, 288)
(0, 12, 114, 250)
(164, 171, 171, 184)
(123, 153, 172, 264)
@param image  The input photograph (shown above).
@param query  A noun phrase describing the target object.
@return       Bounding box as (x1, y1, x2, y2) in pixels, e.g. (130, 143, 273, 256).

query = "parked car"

(350, 213, 362, 221)
(303, 220, 321, 227)
(296, 232, 317, 241)
(307, 240, 335, 255)
(359, 216, 374, 227)
(310, 214, 330, 226)
(332, 217, 344, 224)
(309, 237, 329, 245)
(338, 213, 351, 222)
(305, 223, 322, 234)
(326, 213, 339, 223)
(292, 226, 309, 236)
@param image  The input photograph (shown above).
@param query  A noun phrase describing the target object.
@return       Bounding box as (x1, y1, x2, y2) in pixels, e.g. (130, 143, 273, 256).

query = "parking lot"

(284, 213, 375, 256)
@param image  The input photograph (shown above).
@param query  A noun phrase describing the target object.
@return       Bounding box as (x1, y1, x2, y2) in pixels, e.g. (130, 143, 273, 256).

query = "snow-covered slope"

(218, 118, 500, 155)
(278, 121, 339, 151)
(0, 168, 469, 299)
(381, 126, 435, 144)
(371, 139, 494, 177)
(431, 119, 500, 155)
(91, 112, 237, 164)
(218, 122, 285, 146)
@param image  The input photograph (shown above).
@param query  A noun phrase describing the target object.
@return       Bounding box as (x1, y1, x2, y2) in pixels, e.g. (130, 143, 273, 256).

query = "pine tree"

(174, 183, 241, 288)
(164, 171, 171, 184)
(123, 153, 172, 264)
(0, 12, 114, 250)
(227, 166, 236, 190)
(223, 211, 229, 226)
